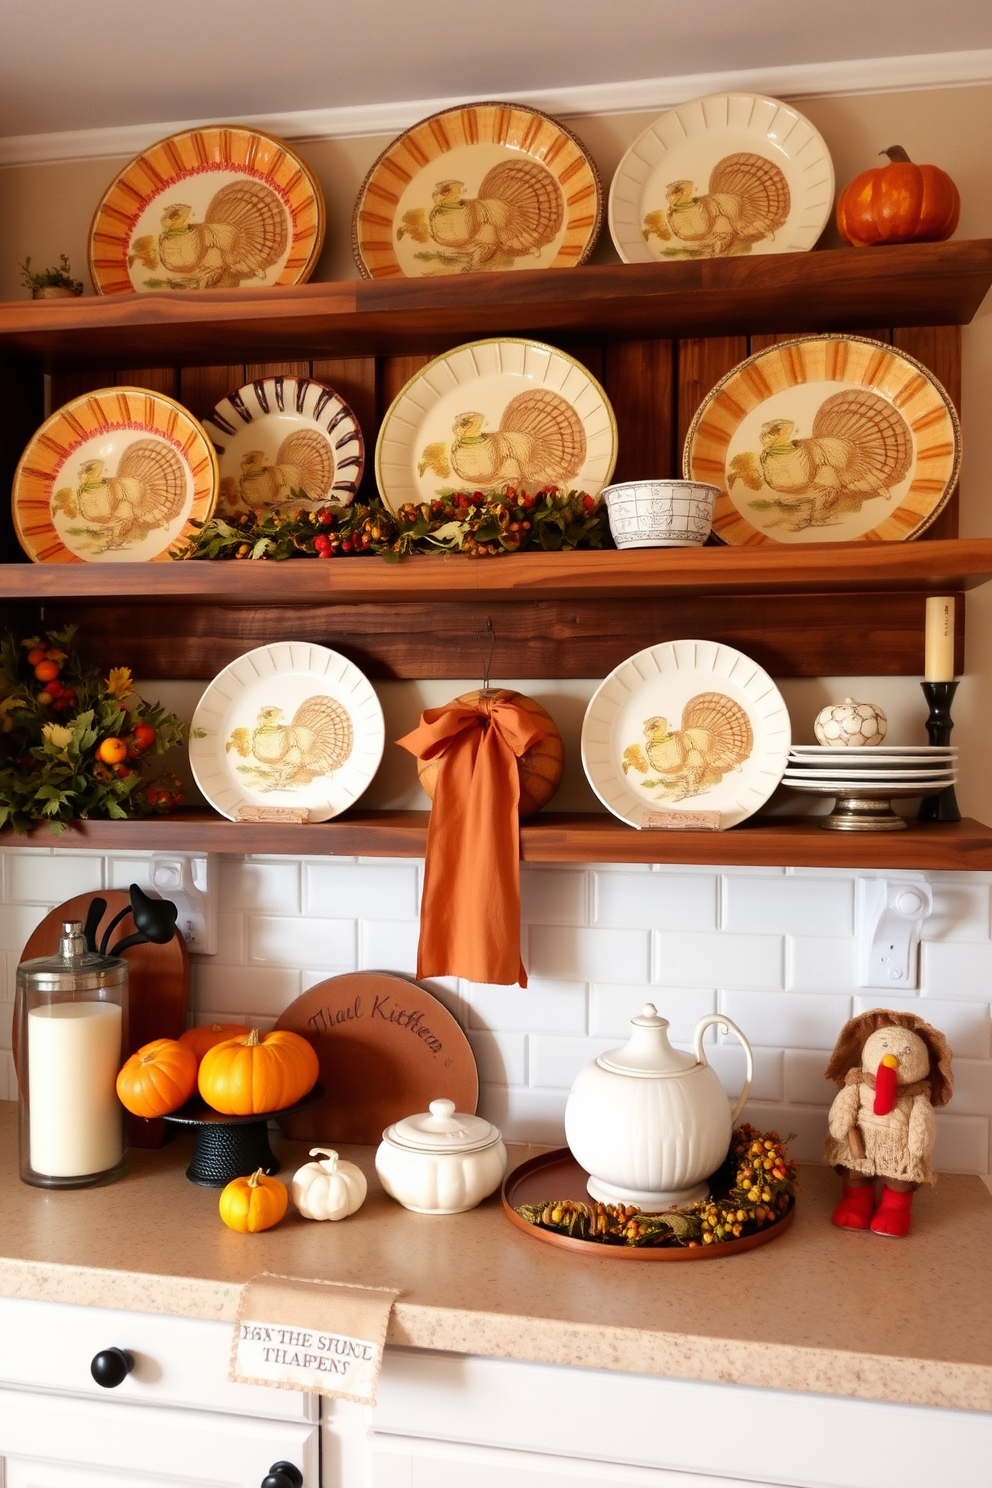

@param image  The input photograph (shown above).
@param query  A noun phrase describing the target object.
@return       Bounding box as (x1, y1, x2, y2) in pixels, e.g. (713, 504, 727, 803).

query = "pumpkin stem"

(246, 1028, 260, 1046)
(247, 1168, 265, 1188)
(310, 1147, 339, 1167)
(880, 146, 912, 163)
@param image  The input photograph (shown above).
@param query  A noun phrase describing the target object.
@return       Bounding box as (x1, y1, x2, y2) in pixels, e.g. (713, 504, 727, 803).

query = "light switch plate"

(149, 853, 217, 955)
(856, 873, 932, 990)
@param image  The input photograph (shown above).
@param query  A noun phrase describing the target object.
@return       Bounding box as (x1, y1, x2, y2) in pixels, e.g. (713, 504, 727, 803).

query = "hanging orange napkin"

(397, 693, 544, 986)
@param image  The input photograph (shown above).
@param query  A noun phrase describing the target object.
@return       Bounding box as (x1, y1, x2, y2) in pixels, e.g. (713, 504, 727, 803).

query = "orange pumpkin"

(836, 146, 960, 246)
(198, 1028, 319, 1115)
(178, 1022, 251, 1064)
(218, 1168, 288, 1233)
(116, 1037, 198, 1118)
(416, 689, 564, 816)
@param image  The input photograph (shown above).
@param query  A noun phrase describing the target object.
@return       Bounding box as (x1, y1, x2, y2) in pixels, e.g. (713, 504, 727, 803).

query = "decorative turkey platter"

(684, 336, 961, 545)
(375, 337, 618, 515)
(87, 125, 325, 296)
(608, 92, 834, 265)
(189, 643, 384, 823)
(353, 101, 601, 279)
(203, 376, 365, 518)
(12, 386, 218, 564)
(581, 640, 791, 830)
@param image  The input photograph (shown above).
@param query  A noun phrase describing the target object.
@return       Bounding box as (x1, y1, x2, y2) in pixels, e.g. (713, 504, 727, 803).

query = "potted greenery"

(19, 254, 84, 300)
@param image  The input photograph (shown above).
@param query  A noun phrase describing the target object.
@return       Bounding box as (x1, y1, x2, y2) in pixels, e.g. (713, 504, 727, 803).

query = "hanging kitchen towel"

(231, 1273, 399, 1404)
(397, 693, 544, 986)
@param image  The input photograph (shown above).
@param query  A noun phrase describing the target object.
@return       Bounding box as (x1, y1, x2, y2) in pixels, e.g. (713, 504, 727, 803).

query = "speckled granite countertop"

(1, 1102, 990, 1413)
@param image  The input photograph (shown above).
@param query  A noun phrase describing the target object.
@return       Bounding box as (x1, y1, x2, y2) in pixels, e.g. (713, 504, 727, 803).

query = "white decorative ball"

(813, 697, 888, 748)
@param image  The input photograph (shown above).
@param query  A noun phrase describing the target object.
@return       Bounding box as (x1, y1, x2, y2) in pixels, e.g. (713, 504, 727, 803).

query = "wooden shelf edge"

(9, 810, 992, 871)
(3, 539, 992, 605)
(1, 240, 989, 364)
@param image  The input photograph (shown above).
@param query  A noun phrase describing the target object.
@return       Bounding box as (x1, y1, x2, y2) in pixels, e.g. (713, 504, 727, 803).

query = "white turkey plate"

(607, 92, 833, 266)
(189, 643, 384, 823)
(375, 338, 617, 515)
(581, 639, 791, 831)
(203, 376, 364, 518)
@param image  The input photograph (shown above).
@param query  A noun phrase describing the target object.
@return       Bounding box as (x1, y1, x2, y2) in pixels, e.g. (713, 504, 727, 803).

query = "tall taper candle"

(925, 596, 955, 681)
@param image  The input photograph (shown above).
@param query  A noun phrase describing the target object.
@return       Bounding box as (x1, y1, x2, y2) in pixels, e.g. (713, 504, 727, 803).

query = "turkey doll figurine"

(824, 1010, 953, 1238)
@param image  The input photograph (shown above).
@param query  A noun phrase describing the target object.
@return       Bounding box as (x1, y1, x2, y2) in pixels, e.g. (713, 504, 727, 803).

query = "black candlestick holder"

(918, 680, 961, 822)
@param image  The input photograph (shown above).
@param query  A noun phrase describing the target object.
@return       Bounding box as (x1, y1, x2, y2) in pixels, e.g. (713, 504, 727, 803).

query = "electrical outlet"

(149, 853, 218, 955)
(856, 874, 932, 990)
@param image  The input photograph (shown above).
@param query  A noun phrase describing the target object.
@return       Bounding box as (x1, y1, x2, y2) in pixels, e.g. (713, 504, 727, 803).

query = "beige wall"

(2, 84, 992, 819)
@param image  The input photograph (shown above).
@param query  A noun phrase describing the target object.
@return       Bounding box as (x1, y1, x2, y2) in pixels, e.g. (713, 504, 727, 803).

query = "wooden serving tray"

(274, 971, 478, 1145)
(503, 1148, 795, 1261)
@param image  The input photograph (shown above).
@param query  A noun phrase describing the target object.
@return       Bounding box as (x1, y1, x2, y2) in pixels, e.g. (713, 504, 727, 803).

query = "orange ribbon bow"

(397, 693, 544, 987)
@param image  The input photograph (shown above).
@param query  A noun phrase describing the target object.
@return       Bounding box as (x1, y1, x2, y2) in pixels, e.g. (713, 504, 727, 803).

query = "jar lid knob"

(429, 1099, 456, 1119)
(59, 921, 87, 961)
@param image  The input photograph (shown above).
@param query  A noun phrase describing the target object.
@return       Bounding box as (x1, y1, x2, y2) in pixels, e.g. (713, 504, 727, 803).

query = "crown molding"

(2, 47, 991, 169)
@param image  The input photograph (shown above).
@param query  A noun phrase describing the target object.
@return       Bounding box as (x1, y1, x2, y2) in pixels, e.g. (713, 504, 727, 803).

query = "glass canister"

(16, 921, 128, 1188)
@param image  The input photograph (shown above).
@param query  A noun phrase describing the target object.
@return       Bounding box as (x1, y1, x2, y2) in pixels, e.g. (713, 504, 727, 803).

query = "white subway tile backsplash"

(3, 845, 992, 1176)
(247, 914, 356, 969)
(4, 852, 104, 903)
(222, 858, 301, 915)
(359, 919, 419, 973)
(520, 867, 590, 926)
(590, 983, 716, 1041)
(464, 978, 587, 1035)
(467, 1029, 526, 1086)
(305, 861, 418, 920)
(785, 934, 858, 993)
(920, 940, 992, 998)
(530, 925, 650, 984)
(653, 931, 785, 990)
(720, 989, 852, 1051)
(592, 871, 717, 931)
(722, 874, 854, 937)
(528, 1034, 614, 1090)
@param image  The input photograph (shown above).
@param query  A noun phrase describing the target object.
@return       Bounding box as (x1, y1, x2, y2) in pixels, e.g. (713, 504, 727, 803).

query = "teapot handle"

(693, 1015, 754, 1126)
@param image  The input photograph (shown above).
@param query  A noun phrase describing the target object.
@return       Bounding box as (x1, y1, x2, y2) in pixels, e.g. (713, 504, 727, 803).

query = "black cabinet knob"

(90, 1347, 134, 1388)
(261, 1465, 303, 1488)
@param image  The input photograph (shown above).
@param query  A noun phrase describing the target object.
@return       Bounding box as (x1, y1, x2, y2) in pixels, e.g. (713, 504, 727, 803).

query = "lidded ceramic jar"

(375, 1099, 507, 1214)
(15, 921, 128, 1189)
(564, 1004, 753, 1209)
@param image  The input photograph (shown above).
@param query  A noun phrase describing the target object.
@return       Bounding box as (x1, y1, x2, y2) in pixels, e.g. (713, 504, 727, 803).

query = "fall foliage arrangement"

(515, 1126, 797, 1248)
(173, 486, 611, 561)
(0, 627, 187, 835)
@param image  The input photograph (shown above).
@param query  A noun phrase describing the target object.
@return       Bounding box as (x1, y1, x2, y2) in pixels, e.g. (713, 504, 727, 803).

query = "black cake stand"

(163, 1085, 324, 1187)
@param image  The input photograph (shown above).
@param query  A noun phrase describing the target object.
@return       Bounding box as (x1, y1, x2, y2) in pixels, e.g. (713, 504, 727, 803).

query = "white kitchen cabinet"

(0, 1298, 317, 1488)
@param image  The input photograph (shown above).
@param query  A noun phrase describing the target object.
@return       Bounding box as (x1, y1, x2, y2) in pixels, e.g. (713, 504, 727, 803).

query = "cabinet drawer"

(0, 1296, 316, 1422)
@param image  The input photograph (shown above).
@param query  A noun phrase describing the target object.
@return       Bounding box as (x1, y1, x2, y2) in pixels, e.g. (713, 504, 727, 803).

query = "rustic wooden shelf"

(13, 810, 992, 871)
(0, 240, 989, 368)
(6, 540, 982, 679)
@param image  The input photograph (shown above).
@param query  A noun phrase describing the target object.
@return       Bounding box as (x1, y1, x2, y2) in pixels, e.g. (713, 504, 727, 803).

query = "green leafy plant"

(18, 254, 84, 294)
(172, 486, 612, 563)
(0, 627, 188, 836)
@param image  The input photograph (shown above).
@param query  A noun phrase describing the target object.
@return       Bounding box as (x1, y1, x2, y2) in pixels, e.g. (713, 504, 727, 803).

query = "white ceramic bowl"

(602, 480, 718, 549)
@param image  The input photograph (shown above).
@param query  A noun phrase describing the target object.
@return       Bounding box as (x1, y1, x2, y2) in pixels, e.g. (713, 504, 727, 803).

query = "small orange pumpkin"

(178, 1022, 251, 1064)
(836, 146, 960, 246)
(198, 1028, 319, 1115)
(116, 1037, 198, 1118)
(416, 689, 564, 816)
(218, 1168, 288, 1233)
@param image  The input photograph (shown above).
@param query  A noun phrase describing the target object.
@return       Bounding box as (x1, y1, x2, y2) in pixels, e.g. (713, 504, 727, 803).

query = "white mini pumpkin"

(291, 1147, 367, 1221)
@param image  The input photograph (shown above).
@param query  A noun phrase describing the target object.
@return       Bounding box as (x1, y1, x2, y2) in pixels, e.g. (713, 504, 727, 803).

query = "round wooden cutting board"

(274, 972, 478, 1145)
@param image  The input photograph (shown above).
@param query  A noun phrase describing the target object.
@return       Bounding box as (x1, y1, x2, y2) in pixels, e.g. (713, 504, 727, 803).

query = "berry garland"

(172, 486, 612, 562)
(514, 1126, 797, 1249)
(0, 627, 188, 836)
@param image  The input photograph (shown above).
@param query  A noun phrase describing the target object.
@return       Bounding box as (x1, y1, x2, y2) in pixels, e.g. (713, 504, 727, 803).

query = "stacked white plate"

(783, 746, 957, 831)
(784, 745, 957, 791)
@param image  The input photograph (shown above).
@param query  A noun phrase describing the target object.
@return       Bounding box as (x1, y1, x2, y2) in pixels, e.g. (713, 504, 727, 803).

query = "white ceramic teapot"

(564, 1004, 753, 1209)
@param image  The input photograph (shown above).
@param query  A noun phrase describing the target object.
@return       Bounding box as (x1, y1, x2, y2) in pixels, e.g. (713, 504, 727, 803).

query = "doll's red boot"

(870, 1186, 914, 1238)
(831, 1182, 875, 1230)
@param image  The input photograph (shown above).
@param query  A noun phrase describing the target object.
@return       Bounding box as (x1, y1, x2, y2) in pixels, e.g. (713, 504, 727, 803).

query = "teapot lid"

(382, 1099, 502, 1155)
(597, 1004, 699, 1078)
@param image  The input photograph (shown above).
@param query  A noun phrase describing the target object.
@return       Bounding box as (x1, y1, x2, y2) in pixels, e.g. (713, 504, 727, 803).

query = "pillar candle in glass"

(15, 921, 128, 1188)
